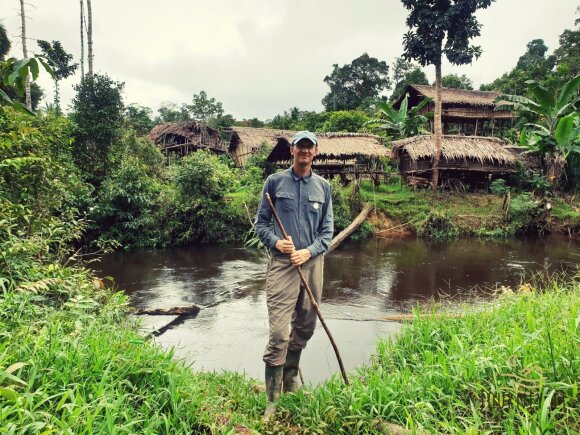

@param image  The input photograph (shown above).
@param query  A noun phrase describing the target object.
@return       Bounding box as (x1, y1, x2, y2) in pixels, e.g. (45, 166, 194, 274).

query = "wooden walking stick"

(265, 193, 349, 385)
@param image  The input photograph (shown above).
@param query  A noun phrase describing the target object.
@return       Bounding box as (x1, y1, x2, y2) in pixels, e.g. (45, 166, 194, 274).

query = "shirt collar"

(290, 167, 312, 183)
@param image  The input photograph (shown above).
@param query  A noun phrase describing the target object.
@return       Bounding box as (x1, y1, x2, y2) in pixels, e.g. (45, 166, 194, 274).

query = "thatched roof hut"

(393, 84, 515, 136)
(391, 135, 517, 187)
(268, 132, 389, 179)
(228, 127, 295, 167)
(268, 132, 388, 161)
(149, 121, 225, 155)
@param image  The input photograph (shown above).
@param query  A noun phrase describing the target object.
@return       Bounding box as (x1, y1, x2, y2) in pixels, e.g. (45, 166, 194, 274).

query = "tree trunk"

(432, 61, 442, 191)
(327, 203, 373, 253)
(87, 0, 93, 77)
(19, 0, 31, 110)
(80, 0, 85, 78)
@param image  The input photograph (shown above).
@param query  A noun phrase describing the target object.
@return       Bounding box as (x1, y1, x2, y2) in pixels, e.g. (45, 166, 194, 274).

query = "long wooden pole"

(265, 193, 349, 385)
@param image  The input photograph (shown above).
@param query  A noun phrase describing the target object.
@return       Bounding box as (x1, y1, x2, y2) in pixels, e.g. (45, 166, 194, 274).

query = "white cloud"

(1, 0, 577, 119)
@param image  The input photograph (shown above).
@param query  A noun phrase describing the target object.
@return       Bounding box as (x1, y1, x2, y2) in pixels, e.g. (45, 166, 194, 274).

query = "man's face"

(290, 140, 318, 168)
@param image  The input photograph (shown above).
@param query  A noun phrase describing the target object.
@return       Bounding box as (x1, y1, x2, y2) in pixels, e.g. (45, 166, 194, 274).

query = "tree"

(71, 74, 124, 183)
(439, 73, 473, 90)
(322, 53, 390, 111)
(125, 104, 154, 136)
(495, 76, 580, 185)
(1, 57, 51, 114)
(0, 24, 10, 61)
(390, 65, 429, 102)
(365, 93, 431, 139)
(186, 90, 224, 122)
(553, 26, 580, 85)
(79, 0, 85, 78)
(401, 0, 494, 190)
(19, 0, 31, 110)
(480, 39, 555, 95)
(0, 25, 45, 112)
(238, 117, 265, 128)
(155, 102, 190, 124)
(86, 0, 93, 76)
(37, 40, 78, 113)
(321, 110, 369, 133)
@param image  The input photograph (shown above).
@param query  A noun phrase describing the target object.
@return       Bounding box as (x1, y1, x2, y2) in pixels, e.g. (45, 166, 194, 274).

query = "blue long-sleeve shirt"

(255, 168, 334, 258)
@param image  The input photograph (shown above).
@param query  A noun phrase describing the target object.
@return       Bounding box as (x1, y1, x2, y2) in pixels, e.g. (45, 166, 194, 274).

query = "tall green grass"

(0, 264, 265, 433)
(277, 273, 579, 434)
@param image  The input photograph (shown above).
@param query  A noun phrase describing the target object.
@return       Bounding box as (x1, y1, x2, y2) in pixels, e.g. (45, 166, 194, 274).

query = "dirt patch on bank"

(369, 211, 415, 238)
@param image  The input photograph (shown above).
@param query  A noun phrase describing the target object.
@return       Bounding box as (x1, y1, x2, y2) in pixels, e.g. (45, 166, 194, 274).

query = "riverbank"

(2, 255, 577, 432)
(358, 180, 579, 239)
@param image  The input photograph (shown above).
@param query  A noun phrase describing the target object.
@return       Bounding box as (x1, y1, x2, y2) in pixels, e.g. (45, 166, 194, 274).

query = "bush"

(508, 193, 550, 235)
(490, 178, 510, 195)
(322, 110, 369, 132)
(91, 157, 160, 248)
(418, 211, 458, 239)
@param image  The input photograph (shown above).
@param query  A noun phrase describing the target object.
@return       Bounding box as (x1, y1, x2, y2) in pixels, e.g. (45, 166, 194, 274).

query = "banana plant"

(495, 76, 580, 184)
(0, 57, 54, 115)
(495, 76, 580, 151)
(364, 93, 432, 139)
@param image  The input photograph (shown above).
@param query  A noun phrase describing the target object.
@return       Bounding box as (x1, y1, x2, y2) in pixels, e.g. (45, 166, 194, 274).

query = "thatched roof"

(269, 132, 389, 162)
(391, 135, 517, 165)
(396, 84, 503, 107)
(228, 127, 296, 153)
(149, 121, 224, 151)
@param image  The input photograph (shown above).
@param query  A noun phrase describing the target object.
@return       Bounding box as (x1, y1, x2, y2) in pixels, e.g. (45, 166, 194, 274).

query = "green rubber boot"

(263, 364, 283, 422)
(283, 349, 302, 393)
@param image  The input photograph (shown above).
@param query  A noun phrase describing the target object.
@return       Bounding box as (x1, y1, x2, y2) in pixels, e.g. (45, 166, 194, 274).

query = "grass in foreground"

(2, 261, 578, 433)
(275, 273, 579, 434)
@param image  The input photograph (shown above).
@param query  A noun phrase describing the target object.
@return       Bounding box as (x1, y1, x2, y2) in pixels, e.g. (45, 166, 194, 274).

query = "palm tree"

(495, 75, 580, 184)
(364, 93, 431, 139)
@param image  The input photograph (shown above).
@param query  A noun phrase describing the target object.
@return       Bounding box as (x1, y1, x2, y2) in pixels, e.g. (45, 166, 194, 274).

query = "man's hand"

(275, 236, 295, 254)
(290, 249, 312, 266)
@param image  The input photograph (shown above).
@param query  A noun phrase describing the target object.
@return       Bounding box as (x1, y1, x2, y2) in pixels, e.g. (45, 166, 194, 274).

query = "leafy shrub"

(418, 211, 458, 239)
(490, 178, 510, 195)
(508, 193, 549, 235)
(91, 157, 160, 248)
(322, 110, 369, 132)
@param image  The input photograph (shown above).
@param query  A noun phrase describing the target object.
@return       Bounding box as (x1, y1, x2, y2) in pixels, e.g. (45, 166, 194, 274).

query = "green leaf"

(37, 57, 55, 79)
(29, 58, 39, 80)
(556, 75, 580, 109)
(0, 387, 19, 402)
(555, 113, 579, 148)
(527, 81, 555, 113)
(5, 362, 26, 374)
(11, 101, 35, 116)
(0, 88, 13, 104)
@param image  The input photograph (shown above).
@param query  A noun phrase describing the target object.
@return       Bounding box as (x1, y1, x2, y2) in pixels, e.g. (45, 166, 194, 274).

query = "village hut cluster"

(149, 84, 522, 189)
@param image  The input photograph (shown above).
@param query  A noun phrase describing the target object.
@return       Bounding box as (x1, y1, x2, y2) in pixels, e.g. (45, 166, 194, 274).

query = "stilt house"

(149, 121, 226, 158)
(268, 132, 389, 183)
(393, 85, 515, 136)
(391, 135, 517, 188)
(228, 127, 295, 167)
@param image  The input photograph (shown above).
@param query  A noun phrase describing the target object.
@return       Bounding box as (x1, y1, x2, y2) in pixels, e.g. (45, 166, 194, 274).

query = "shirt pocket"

(308, 195, 324, 214)
(275, 191, 295, 211)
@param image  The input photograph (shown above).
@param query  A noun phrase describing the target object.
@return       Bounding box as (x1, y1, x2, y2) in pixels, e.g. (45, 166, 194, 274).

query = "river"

(97, 236, 579, 384)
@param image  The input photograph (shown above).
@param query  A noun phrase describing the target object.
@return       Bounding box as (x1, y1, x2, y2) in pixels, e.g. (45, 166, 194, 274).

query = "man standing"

(255, 131, 333, 420)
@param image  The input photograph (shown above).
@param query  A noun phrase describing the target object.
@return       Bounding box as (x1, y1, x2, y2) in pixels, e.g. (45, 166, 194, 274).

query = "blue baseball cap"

(291, 131, 318, 146)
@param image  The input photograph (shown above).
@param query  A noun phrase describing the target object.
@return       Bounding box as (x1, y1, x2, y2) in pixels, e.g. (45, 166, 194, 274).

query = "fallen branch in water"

(374, 220, 414, 234)
(135, 305, 202, 316)
(384, 313, 463, 322)
(327, 203, 373, 253)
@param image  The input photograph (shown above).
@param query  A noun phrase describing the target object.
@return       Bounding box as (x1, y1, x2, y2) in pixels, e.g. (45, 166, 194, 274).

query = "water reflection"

(96, 237, 579, 383)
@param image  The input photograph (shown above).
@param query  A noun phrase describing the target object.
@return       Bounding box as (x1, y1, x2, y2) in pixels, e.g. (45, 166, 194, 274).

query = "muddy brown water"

(96, 237, 579, 384)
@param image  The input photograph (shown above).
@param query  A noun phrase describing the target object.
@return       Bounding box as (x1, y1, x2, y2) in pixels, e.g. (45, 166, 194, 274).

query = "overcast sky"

(1, 0, 577, 120)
